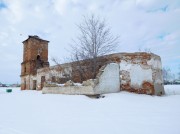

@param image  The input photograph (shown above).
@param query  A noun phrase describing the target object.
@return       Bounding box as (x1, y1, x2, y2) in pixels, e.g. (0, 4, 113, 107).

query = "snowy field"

(0, 85, 180, 134)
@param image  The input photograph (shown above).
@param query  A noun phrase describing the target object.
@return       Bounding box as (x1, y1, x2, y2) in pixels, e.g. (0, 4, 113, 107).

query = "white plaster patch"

(94, 63, 120, 94)
(130, 64, 152, 87)
(147, 58, 161, 69)
(120, 60, 131, 71)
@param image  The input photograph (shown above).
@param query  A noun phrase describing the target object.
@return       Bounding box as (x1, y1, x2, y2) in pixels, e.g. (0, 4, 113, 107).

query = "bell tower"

(20, 35, 49, 90)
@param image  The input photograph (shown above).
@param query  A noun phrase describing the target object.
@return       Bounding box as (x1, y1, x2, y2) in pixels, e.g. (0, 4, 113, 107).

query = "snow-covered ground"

(0, 85, 180, 134)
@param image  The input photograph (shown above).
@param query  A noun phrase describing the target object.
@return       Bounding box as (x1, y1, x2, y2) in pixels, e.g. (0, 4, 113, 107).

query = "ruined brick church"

(20, 35, 165, 95)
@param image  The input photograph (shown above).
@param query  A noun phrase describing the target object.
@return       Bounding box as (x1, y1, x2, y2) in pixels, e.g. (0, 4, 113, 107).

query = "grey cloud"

(0, 0, 180, 83)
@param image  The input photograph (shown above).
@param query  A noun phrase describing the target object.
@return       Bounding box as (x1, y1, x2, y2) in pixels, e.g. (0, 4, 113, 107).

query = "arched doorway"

(41, 76, 45, 89)
(33, 80, 37, 90)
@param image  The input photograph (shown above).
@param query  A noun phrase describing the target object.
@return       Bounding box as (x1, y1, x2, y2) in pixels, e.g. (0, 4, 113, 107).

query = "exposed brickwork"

(21, 36, 49, 90)
(142, 81, 155, 95)
(21, 36, 164, 95)
(120, 82, 154, 95)
(40, 52, 157, 94)
(120, 70, 130, 81)
(37, 52, 163, 95)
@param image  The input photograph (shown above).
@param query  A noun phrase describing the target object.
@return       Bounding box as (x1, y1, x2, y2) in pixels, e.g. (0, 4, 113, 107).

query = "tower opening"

(36, 55, 43, 69)
(37, 55, 41, 60)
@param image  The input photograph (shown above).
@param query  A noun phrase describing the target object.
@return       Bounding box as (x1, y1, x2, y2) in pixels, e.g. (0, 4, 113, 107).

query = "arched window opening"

(37, 55, 41, 60)
(36, 55, 43, 69)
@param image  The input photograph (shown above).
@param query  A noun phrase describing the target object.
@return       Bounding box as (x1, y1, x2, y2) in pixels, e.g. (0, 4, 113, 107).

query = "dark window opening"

(36, 55, 43, 69)
(37, 55, 41, 60)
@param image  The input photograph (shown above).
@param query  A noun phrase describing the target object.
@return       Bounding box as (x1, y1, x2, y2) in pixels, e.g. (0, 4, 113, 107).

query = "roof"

(22, 35, 49, 44)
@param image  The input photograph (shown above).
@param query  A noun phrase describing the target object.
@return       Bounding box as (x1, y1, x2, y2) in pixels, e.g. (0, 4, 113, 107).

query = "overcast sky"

(0, 0, 180, 84)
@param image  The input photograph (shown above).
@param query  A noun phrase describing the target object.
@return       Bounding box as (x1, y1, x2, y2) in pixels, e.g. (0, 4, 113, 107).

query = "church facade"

(20, 36, 165, 95)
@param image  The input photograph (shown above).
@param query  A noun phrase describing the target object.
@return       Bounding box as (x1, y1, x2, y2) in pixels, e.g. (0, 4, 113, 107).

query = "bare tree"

(163, 67, 174, 84)
(138, 47, 152, 53)
(49, 57, 71, 83)
(71, 14, 119, 79)
(162, 67, 168, 82)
